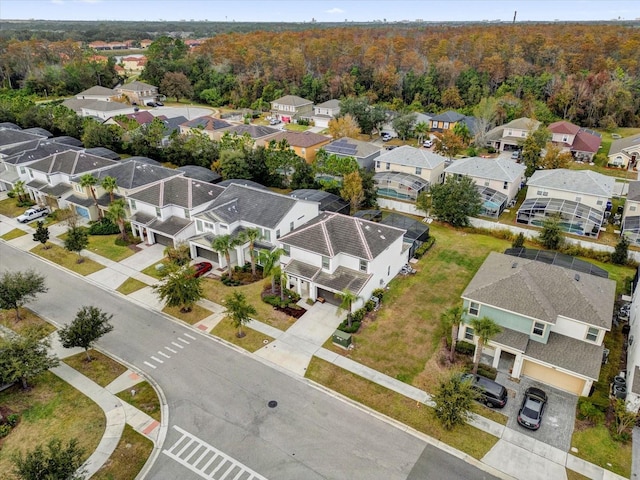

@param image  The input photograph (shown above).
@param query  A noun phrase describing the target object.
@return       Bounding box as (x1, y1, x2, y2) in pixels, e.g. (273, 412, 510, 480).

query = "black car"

(155, 101, 164, 106)
(461, 373, 508, 408)
(146, 101, 157, 107)
(517, 387, 547, 430)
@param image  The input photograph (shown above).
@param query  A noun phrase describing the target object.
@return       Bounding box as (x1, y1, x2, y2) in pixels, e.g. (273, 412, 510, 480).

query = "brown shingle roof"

(270, 131, 330, 148)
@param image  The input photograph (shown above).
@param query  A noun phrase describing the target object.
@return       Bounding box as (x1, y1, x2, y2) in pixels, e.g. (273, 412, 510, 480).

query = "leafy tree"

(432, 373, 478, 430)
(521, 126, 549, 177)
(160, 71, 194, 102)
(453, 122, 472, 146)
(0, 269, 47, 322)
(430, 175, 482, 227)
(612, 398, 639, 438)
(540, 142, 572, 170)
(11, 180, 27, 204)
(79, 173, 101, 218)
(81, 119, 122, 150)
(211, 234, 241, 279)
(11, 437, 86, 480)
(223, 291, 257, 338)
(433, 129, 464, 160)
(130, 117, 166, 158)
(512, 232, 525, 249)
(242, 227, 261, 278)
(328, 113, 361, 139)
(314, 150, 359, 176)
(290, 159, 317, 190)
(538, 213, 564, 250)
(101, 176, 118, 204)
(339, 97, 386, 136)
(153, 263, 204, 313)
(163, 242, 191, 267)
(336, 288, 361, 328)
(219, 150, 251, 180)
(441, 305, 463, 363)
(106, 198, 129, 242)
(0, 331, 59, 389)
(359, 168, 378, 209)
(391, 113, 417, 140)
(611, 235, 630, 265)
(64, 226, 89, 262)
(415, 190, 432, 218)
(257, 248, 285, 294)
(32, 220, 50, 248)
(58, 306, 114, 362)
(468, 317, 501, 374)
(472, 97, 498, 146)
(340, 170, 364, 215)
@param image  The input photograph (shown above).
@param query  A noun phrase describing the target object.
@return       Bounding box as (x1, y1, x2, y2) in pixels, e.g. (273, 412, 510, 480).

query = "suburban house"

(267, 131, 332, 163)
(120, 55, 147, 73)
(607, 134, 640, 170)
(289, 189, 350, 215)
(430, 110, 476, 134)
(116, 81, 159, 105)
(485, 117, 541, 152)
(23, 150, 117, 210)
(189, 184, 319, 269)
(219, 124, 280, 146)
(104, 110, 163, 128)
(375, 145, 446, 186)
(444, 157, 526, 217)
(75, 85, 119, 102)
(517, 169, 614, 237)
(179, 116, 234, 141)
(311, 99, 340, 128)
(322, 137, 381, 171)
(66, 158, 182, 220)
(548, 121, 602, 162)
(128, 176, 225, 247)
(622, 181, 640, 245)
(270, 95, 314, 123)
(81, 101, 137, 120)
(279, 212, 407, 309)
(626, 270, 640, 413)
(459, 251, 615, 396)
(381, 112, 432, 139)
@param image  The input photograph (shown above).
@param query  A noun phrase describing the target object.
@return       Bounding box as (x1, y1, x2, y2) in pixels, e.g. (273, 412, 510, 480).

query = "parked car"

(381, 133, 392, 142)
(510, 150, 521, 160)
(423, 139, 433, 148)
(16, 206, 50, 223)
(192, 261, 213, 278)
(517, 387, 547, 430)
(461, 373, 508, 408)
(146, 101, 157, 107)
(155, 101, 164, 106)
(269, 118, 281, 125)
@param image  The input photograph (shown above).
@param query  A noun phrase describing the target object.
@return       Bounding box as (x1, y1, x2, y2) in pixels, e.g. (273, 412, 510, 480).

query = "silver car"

(17, 206, 50, 223)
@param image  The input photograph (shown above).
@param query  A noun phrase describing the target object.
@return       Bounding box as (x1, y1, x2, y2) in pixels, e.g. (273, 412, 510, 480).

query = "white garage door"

(522, 360, 585, 395)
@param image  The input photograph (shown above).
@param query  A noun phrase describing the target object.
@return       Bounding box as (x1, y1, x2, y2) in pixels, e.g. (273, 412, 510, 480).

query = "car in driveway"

(517, 386, 547, 430)
(16, 206, 50, 223)
(381, 133, 392, 142)
(146, 101, 157, 107)
(461, 373, 508, 408)
(423, 139, 433, 148)
(192, 262, 213, 278)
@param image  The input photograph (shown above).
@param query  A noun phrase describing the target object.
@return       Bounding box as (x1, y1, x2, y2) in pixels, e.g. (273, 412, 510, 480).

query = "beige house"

(267, 131, 332, 163)
(485, 117, 541, 152)
(270, 95, 313, 123)
(311, 100, 340, 128)
(607, 134, 640, 170)
(116, 81, 159, 105)
(179, 116, 234, 141)
(375, 145, 446, 186)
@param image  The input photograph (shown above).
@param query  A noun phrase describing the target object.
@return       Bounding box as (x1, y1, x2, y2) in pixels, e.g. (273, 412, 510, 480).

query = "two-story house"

(517, 169, 614, 237)
(128, 176, 225, 247)
(548, 121, 602, 162)
(459, 252, 615, 396)
(444, 157, 526, 217)
(279, 212, 407, 309)
(75, 85, 118, 102)
(179, 116, 234, 141)
(270, 95, 314, 123)
(267, 131, 332, 164)
(485, 117, 541, 152)
(189, 184, 319, 269)
(430, 111, 477, 134)
(311, 100, 341, 128)
(322, 137, 382, 171)
(622, 181, 640, 245)
(116, 81, 159, 105)
(607, 134, 640, 170)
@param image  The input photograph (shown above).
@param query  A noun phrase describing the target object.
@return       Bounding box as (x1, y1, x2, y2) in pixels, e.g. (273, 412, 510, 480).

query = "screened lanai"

(516, 197, 604, 237)
(373, 171, 429, 202)
(476, 185, 508, 218)
(622, 215, 640, 245)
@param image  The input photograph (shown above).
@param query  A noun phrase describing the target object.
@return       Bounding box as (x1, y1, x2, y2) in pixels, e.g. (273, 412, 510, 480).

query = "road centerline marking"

(158, 351, 171, 358)
(165, 346, 177, 353)
(171, 341, 184, 349)
(143, 361, 156, 369)
(150, 355, 164, 363)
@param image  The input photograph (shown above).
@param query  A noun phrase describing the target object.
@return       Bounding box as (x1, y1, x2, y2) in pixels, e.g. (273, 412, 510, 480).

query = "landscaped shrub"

(221, 274, 241, 286)
(6, 191, 15, 198)
(487, 146, 497, 154)
(477, 364, 497, 380)
(577, 397, 605, 425)
(0, 424, 11, 438)
(455, 341, 475, 356)
(350, 308, 366, 323)
(371, 288, 385, 301)
(262, 295, 282, 307)
(88, 217, 120, 235)
(365, 300, 376, 312)
(414, 237, 436, 258)
(337, 319, 361, 333)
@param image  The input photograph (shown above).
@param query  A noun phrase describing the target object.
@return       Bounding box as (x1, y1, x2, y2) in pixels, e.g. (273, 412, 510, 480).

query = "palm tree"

(441, 305, 463, 363)
(414, 121, 429, 144)
(336, 288, 361, 328)
(223, 291, 257, 338)
(106, 198, 128, 241)
(101, 176, 118, 204)
(257, 248, 284, 294)
(79, 173, 102, 218)
(468, 316, 502, 374)
(243, 227, 261, 279)
(211, 234, 240, 279)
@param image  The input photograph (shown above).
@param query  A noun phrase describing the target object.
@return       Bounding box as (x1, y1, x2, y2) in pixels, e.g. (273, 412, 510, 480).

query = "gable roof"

(222, 124, 279, 139)
(77, 85, 117, 97)
(444, 156, 525, 182)
(527, 169, 614, 197)
(548, 120, 581, 135)
(117, 80, 156, 92)
(608, 134, 640, 156)
(315, 99, 340, 109)
(177, 165, 222, 183)
(3, 141, 82, 165)
(376, 145, 446, 169)
(462, 252, 615, 328)
(486, 117, 541, 141)
(431, 110, 466, 122)
(199, 183, 304, 228)
(628, 181, 640, 202)
(28, 151, 117, 175)
(181, 115, 232, 131)
(279, 212, 405, 261)
(572, 130, 602, 153)
(270, 131, 331, 148)
(271, 95, 313, 107)
(82, 100, 133, 113)
(77, 158, 181, 190)
(0, 128, 47, 149)
(324, 137, 381, 159)
(128, 176, 224, 209)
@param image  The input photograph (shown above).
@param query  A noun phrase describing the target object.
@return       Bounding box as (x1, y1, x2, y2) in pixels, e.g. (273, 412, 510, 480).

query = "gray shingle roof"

(279, 212, 405, 261)
(82, 101, 133, 113)
(65, 194, 95, 208)
(525, 332, 604, 379)
(486, 117, 541, 141)
(324, 137, 381, 159)
(28, 151, 117, 175)
(431, 110, 466, 122)
(283, 259, 321, 280)
(462, 252, 615, 328)
(40, 183, 72, 197)
(117, 81, 157, 92)
(491, 327, 530, 352)
(527, 169, 614, 197)
(148, 216, 192, 236)
(633, 366, 640, 395)
(272, 95, 313, 107)
(221, 124, 279, 139)
(445, 157, 525, 182)
(177, 165, 222, 183)
(270, 131, 331, 148)
(77, 86, 117, 97)
(81, 159, 181, 190)
(314, 266, 371, 295)
(608, 133, 640, 156)
(628, 181, 640, 202)
(199, 184, 301, 228)
(315, 99, 340, 109)
(376, 145, 446, 169)
(2, 140, 81, 164)
(0, 128, 47, 149)
(128, 176, 224, 209)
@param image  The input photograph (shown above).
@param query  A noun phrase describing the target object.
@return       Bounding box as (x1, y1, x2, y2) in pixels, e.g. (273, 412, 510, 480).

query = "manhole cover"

(268, 400, 278, 408)
(263, 339, 269, 344)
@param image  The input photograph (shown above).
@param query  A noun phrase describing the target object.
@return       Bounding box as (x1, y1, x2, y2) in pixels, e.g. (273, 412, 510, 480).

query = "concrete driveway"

(496, 373, 578, 451)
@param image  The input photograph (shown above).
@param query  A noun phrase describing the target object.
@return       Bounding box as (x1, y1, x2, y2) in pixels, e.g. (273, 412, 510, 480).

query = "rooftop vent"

(575, 273, 580, 281)
(512, 262, 518, 268)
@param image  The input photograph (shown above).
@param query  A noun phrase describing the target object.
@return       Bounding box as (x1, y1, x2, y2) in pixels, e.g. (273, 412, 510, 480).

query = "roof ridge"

(186, 177, 193, 209)
(353, 218, 373, 260)
(158, 178, 165, 206)
(320, 219, 334, 257)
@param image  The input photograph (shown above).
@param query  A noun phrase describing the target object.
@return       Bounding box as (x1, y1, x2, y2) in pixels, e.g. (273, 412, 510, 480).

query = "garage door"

(316, 287, 341, 306)
(153, 233, 174, 247)
(522, 360, 585, 395)
(196, 246, 219, 263)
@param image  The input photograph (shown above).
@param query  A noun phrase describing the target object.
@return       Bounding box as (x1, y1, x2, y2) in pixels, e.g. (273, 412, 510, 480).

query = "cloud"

(325, 8, 344, 14)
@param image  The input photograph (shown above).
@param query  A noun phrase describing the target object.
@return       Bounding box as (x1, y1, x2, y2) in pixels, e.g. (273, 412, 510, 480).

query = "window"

(443, 122, 449, 129)
(468, 301, 479, 316)
(276, 229, 280, 239)
(464, 327, 474, 340)
(282, 244, 290, 256)
(129, 199, 136, 210)
(596, 199, 603, 206)
(521, 131, 526, 137)
(532, 322, 545, 337)
(184, 209, 190, 219)
(387, 266, 390, 275)
(537, 190, 543, 196)
(74, 184, 82, 193)
(503, 181, 508, 190)
(432, 121, 438, 129)
(562, 135, 568, 142)
(155, 207, 161, 218)
(386, 162, 390, 170)
(631, 205, 637, 212)
(484, 180, 490, 187)
(586, 327, 599, 342)
(359, 259, 367, 272)
(196, 220, 203, 232)
(19, 166, 26, 174)
(262, 230, 271, 242)
(46, 174, 51, 183)
(508, 130, 513, 136)
(322, 256, 330, 269)
(376, 161, 381, 169)
(290, 221, 294, 231)
(415, 167, 422, 175)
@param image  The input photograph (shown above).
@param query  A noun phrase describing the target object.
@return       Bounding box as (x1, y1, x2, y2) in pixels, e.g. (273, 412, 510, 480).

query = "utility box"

(332, 329, 352, 349)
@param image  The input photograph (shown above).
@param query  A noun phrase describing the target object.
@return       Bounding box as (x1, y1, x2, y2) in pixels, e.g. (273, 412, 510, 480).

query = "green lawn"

(162, 304, 212, 325)
(93, 424, 153, 480)
(141, 261, 167, 279)
(0, 308, 55, 338)
(210, 319, 274, 352)
(283, 123, 309, 132)
(58, 232, 136, 262)
(63, 349, 128, 388)
(571, 424, 631, 478)
(116, 277, 148, 295)
(116, 381, 161, 422)
(31, 243, 105, 275)
(1, 228, 27, 240)
(0, 197, 29, 218)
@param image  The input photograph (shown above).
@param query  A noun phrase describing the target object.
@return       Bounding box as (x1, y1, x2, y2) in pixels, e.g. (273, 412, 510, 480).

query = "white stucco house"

(311, 99, 341, 128)
(626, 270, 640, 412)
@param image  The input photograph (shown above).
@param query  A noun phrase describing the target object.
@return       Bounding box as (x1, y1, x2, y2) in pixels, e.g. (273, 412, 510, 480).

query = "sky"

(1, 0, 638, 23)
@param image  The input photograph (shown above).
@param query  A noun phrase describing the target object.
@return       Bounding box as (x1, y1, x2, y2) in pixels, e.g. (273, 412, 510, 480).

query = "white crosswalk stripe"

(163, 426, 268, 480)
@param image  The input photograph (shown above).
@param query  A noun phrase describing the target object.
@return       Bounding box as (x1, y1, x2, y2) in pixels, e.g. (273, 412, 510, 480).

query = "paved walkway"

(0, 211, 633, 480)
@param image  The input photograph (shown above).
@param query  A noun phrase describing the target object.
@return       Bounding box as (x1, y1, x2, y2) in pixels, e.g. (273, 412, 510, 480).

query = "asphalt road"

(0, 242, 500, 480)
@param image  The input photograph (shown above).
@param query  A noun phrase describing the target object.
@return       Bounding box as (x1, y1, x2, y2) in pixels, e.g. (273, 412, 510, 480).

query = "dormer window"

(155, 207, 161, 218)
(322, 256, 330, 269)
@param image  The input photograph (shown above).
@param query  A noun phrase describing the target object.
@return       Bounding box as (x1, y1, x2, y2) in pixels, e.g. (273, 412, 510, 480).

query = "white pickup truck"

(16, 206, 50, 223)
